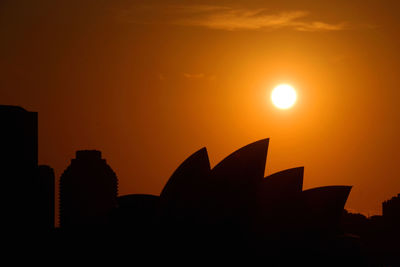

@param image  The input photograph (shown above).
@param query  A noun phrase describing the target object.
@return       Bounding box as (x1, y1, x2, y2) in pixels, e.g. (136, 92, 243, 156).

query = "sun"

(271, 84, 297, 109)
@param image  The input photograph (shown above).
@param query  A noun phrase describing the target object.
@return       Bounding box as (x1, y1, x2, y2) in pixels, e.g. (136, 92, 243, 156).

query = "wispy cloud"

(294, 21, 345, 32)
(115, 4, 346, 32)
(183, 73, 205, 79)
(174, 6, 346, 32)
(183, 73, 216, 81)
(158, 73, 166, 81)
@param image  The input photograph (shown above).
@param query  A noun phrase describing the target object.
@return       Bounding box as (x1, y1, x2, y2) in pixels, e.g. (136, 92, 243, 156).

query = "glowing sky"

(1, 0, 400, 218)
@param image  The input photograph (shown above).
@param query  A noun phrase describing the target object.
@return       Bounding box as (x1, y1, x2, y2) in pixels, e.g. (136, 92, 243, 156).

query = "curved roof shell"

(209, 139, 269, 224)
(299, 186, 352, 232)
(252, 167, 304, 234)
(159, 148, 211, 222)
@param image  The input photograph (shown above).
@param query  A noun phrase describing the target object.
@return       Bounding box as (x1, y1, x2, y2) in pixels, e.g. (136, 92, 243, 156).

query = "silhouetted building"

(300, 186, 352, 233)
(156, 138, 361, 261)
(59, 150, 118, 227)
(341, 209, 369, 236)
(37, 165, 55, 229)
(209, 139, 269, 228)
(111, 194, 159, 230)
(0, 105, 38, 229)
(159, 147, 211, 224)
(253, 167, 304, 236)
(158, 139, 352, 241)
(382, 193, 400, 226)
(160, 139, 270, 228)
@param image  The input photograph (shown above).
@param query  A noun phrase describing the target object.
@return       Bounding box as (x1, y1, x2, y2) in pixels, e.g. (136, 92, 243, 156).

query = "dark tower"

(59, 150, 118, 228)
(382, 193, 400, 226)
(37, 165, 55, 229)
(0, 105, 38, 229)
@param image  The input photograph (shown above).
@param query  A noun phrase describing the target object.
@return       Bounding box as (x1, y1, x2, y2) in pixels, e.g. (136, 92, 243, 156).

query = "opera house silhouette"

(2, 105, 397, 264)
(109, 139, 358, 262)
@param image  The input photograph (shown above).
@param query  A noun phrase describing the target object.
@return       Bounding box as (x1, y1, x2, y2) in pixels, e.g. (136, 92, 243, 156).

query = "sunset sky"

(1, 0, 400, 217)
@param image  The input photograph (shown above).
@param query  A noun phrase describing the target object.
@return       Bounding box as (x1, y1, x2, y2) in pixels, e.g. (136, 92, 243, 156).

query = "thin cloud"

(183, 73, 205, 79)
(115, 4, 346, 32)
(183, 73, 216, 81)
(174, 6, 346, 32)
(294, 21, 345, 32)
(158, 73, 166, 81)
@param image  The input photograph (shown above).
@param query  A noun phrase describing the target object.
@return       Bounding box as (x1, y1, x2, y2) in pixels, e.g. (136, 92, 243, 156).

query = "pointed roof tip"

(197, 147, 208, 154)
(169, 146, 211, 174)
(250, 138, 270, 146)
(302, 185, 353, 196)
(160, 146, 211, 198)
(302, 185, 352, 204)
(304, 185, 352, 192)
(210, 139, 270, 186)
(255, 138, 269, 142)
(257, 138, 269, 148)
(264, 166, 304, 179)
(260, 167, 304, 194)
(212, 138, 270, 170)
(187, 146, 209, 162)
(300, 185, 353, 228)
(247, 138, 269, 149)
(169, 146, 209, 165)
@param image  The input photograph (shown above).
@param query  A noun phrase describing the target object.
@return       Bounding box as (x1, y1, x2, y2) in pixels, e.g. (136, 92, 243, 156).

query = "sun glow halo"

(271, 84, 297, 109)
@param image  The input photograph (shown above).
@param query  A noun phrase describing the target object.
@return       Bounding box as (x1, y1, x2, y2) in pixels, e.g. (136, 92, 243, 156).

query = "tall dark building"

(382, 193, 400, 226)
(0, 105, 38, 229)
(37, 165, 55, 229)
(59, 150, 118, 227)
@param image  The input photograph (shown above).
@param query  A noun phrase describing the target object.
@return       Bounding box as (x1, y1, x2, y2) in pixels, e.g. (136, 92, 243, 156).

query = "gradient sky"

(1, 0, 400, 217)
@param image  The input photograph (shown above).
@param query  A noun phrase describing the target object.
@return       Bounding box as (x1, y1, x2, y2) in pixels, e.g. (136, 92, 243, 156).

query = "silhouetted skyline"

(3, 1, 400, 218)
(0, 105, 398, 265)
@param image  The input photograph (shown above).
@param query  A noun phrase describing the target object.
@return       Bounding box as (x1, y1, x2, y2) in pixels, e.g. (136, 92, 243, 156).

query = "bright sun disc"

(271, 84, 297, 109)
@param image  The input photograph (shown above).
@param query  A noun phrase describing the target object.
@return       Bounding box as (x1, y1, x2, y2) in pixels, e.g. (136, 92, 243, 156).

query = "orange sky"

(1, 0, 400, 217)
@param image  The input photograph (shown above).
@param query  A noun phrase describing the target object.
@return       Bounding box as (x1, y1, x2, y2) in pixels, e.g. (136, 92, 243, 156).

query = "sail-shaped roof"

(300, 186, 352, 232)
(252, 167, 304, 235)
(159, 148, 211, 221)
(259, 167, 304, 199)
(209, 139, 269, 223)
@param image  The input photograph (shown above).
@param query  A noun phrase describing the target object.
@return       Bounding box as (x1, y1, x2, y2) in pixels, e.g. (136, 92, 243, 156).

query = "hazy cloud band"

(117, 5, 346, 32)
(174, 6, 345, 32)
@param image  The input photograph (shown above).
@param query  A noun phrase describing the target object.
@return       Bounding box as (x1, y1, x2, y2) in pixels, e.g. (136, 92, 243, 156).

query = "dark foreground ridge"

(0, 105, 399, 265)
